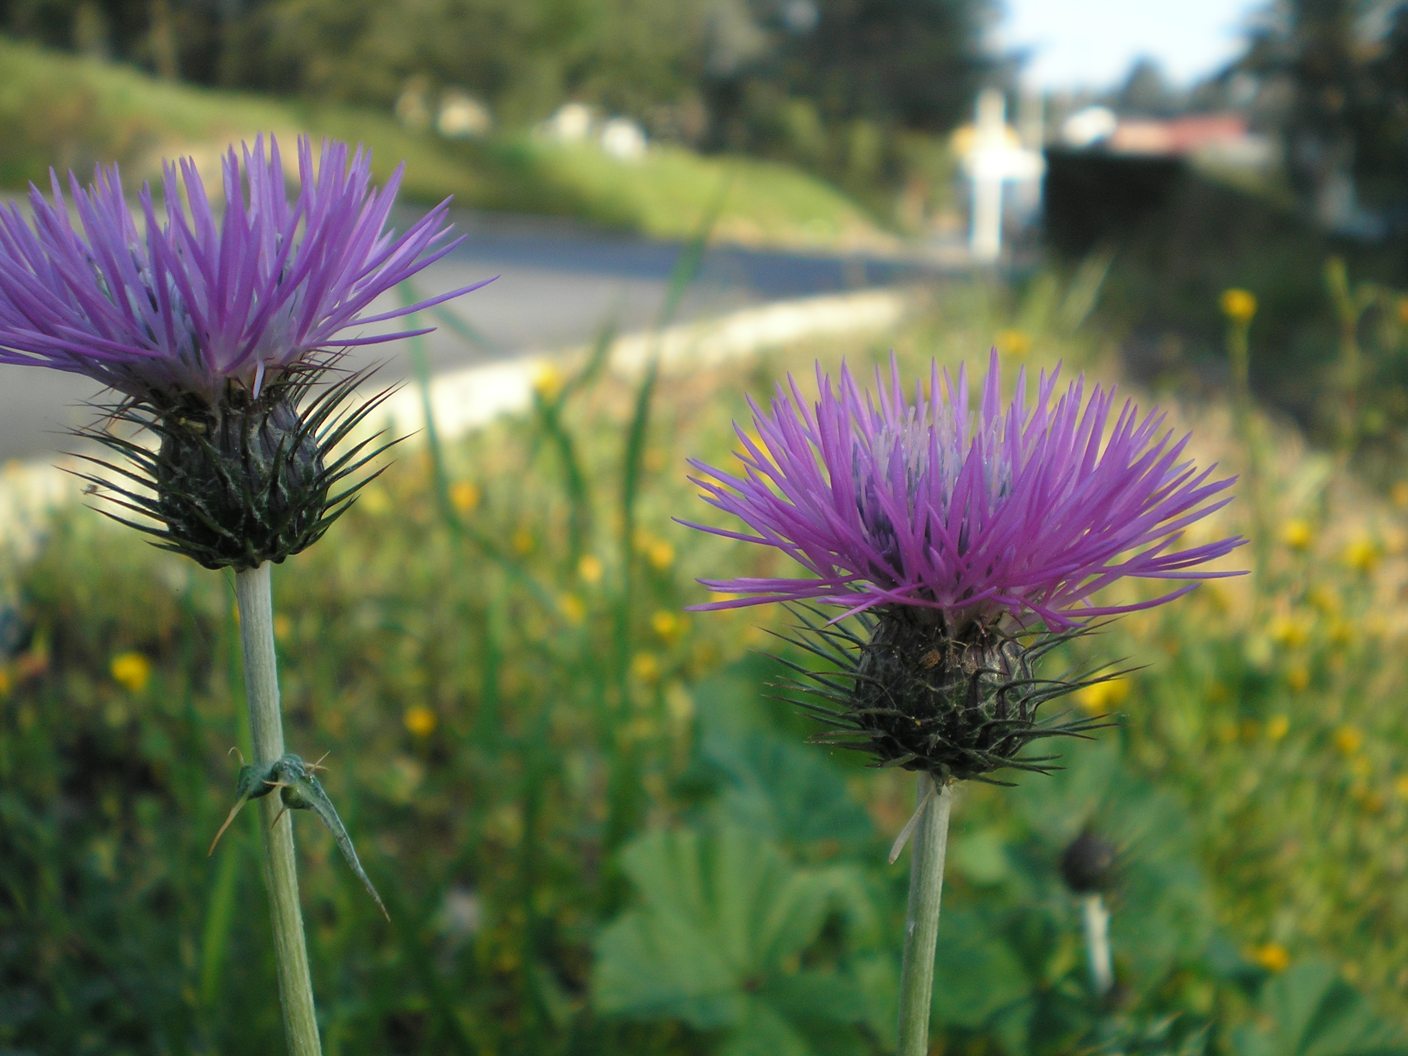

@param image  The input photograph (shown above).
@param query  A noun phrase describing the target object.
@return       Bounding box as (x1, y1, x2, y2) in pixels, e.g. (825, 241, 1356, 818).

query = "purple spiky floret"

(0, 135, 486, 402)
(688, 351, 1244, 632)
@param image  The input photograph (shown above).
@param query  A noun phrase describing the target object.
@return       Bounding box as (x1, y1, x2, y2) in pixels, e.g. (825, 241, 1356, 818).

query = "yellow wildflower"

(646, 538, 675, 571)
(1285, 665, 1311, 692)
(274, 614, 293, 643)
(1342, 536, 1381, 574)
(1266, 714, 1290, 741)
(403, 705, 438, 737)
(1325, 619, 1352, 648)
(559, 593, 586, 626)
(1281, 519, 1313, 552)
(1307, 585, 1341, 615)
(511, 527, 535, 556)
(1334, 725, 1364, 755)
(631, 652, 662, 684)
(110, 651, 152, 693)
(1248, 942, 1290, 972)
(451, 481, 481, 515)
(532, 363, 564, 400)
(1268, 613, 1310, 649)
(1393, 774, 1408, 800)
(650, 610, 682, 643)
(996, 328, 1032, 360)
(358, 485, 392, 517)
(578, 554, 604, 585)
(1074, 676, 1131, 715)
(1219, 288, 1258, 324)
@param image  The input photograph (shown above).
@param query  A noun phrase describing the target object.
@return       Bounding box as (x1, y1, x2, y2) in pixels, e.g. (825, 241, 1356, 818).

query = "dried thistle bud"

(1060, 828, 1121, 895)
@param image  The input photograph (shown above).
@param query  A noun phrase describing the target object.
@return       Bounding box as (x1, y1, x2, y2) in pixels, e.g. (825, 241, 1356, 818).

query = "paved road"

(0, 208, 956, 462)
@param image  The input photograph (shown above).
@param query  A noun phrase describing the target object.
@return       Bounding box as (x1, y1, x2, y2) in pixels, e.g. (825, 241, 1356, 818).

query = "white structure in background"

(600, 117, 647, 160)
(437, 89, 492, 139)
(1060, 106, 1118, 148)
(540, 102, 597, 144)
(957, 89, 1046, 263)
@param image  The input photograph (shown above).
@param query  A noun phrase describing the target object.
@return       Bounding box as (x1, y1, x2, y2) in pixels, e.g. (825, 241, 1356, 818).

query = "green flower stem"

(1081, 893, 1114, 999)
(1226, 320, 1269, 585)
(896, 774, 953, 1056)
(235, 563, 322, 1056)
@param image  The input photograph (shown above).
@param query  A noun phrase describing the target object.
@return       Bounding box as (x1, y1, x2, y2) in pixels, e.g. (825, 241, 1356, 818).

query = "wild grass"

(2, 270, 1407, 1053)
(0, 35, 887, 250)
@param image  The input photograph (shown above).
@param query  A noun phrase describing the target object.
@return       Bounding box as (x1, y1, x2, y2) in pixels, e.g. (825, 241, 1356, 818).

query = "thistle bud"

(79, 369, 394, 572)
(782, 605, 1110, 782)
(153, 387, 328, 570)
(1060, 828, 1120, 895)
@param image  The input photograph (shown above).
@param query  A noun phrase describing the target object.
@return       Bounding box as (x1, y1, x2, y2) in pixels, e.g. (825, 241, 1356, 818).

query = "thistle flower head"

(687, 352, 1244, 781)
(690, 351, 1241, 631)
(0, 135, 486, 569)
(0, 135, 471, 402)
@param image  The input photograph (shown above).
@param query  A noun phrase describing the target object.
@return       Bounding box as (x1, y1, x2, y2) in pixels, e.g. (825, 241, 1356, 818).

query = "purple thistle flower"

(689, 351, 1242, 631)
(0, 135, 481, 403)
(0, 135, 487, 570)
(687, 352, 1244, 781)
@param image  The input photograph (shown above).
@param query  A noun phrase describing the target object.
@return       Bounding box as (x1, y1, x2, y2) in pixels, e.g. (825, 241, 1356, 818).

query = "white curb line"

(0, 286, 919, 540)
(385, 285, 916, 439)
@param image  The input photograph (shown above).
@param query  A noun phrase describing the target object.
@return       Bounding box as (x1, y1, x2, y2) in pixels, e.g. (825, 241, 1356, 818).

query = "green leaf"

(699, 721, 875, 853)
(1232, 961, 1408, 1056)
(592, 823, 855, 1033)
(930, 906, 1034, 1030)
(718, 998, 813, 1056)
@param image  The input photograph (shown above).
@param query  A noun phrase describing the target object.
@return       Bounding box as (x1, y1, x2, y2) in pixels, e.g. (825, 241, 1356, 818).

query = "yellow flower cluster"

(1248, 942, 1290, 972)
(1220, 288, 1258, 325)
(404, 705, 438, 737)
(110, 651, 152, 693)
(1074, 676, 1131, 715)
(1281, 519, 1313, 552)
(996, 329, 1032, 360)
(451, 481, 481, 515)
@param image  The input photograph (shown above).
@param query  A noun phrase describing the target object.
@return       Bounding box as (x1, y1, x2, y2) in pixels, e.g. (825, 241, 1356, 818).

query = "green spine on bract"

(75, 365, 399, 571)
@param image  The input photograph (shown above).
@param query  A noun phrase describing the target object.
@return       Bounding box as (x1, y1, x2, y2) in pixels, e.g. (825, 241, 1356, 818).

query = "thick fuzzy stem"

(896, 774, 953, 1056)
(235, 564, 322, 1056)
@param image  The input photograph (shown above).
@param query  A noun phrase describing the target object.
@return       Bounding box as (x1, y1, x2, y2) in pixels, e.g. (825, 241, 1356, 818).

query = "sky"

(998, 0, 1264, 91)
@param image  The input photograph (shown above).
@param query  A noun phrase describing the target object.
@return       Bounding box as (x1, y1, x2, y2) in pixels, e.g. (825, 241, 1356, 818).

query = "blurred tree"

(1112, 56, 1184, 116)
(1240, 0, 1408, 227)
(778, 0, 993, 132)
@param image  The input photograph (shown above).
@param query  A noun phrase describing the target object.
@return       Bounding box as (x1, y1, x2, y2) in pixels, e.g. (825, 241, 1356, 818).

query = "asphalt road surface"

(0, 208, 952, 462)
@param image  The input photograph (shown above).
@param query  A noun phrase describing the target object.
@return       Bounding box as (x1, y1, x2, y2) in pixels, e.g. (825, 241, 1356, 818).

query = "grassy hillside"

(0, 35, 889, 249)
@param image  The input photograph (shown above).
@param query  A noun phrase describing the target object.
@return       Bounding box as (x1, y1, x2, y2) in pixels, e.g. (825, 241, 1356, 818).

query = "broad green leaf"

(1232, 960, 1408, 1056)
(700, 721, 875, 853)
(719, 998, 814, 1056)
(930, 906, 1034, 1030)
(592, 823, 857, 1034)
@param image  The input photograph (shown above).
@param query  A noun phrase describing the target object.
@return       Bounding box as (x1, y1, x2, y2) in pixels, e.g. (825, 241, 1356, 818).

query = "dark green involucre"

(775, 606, 1118, 785)
(76, 366, 397, 570)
